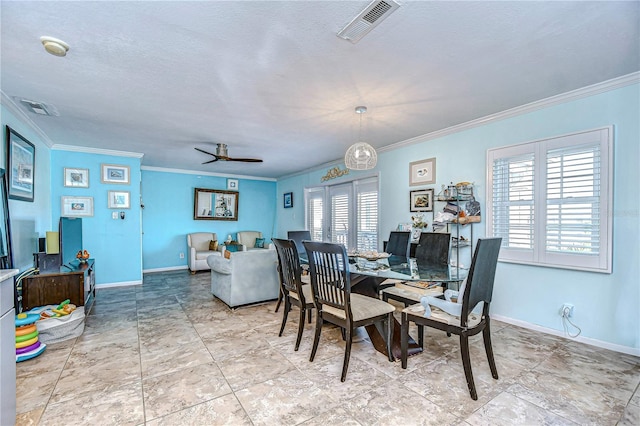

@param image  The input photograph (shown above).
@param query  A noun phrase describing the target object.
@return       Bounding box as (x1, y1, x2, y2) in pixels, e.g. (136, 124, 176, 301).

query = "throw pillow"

(254, 238, 265, 248)
(209, 240, 218, 251)
(224, 250, 231, 259)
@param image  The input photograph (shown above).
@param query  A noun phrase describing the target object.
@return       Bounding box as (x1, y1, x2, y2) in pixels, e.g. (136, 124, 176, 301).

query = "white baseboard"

(492, 314, 640, 357)
(96, 280, 142, 289)
(142, 265, 189, 273)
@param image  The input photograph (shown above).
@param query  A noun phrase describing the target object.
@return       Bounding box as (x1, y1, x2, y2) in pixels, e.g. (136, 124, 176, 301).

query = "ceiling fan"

(195, 143, 263, 164)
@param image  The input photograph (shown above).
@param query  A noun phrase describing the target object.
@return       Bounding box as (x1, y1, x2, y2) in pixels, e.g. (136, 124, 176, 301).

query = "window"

(487, 127, 612, 273)
(305, 176, 379, 252)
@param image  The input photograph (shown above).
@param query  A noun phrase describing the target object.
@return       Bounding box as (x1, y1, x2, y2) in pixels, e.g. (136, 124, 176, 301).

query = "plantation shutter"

(330, 184, 351, 248)
(356, 178, 378, 251)
(306, 188, 324, 242)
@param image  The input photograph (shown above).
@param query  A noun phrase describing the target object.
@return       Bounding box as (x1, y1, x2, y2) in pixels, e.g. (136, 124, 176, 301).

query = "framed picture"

(64, 168, 89, 188)
(410, 188, 434, 212)
(227, 179, 238, 190)
(194, 188, 239, 221)
(61, 196, 94, 217)
(283, 192, 293, 208)
(101, 164, 130, 184)
(409, 157, 436, 186)
(108, 190, 130, 209)
(6, 126, 35, 201)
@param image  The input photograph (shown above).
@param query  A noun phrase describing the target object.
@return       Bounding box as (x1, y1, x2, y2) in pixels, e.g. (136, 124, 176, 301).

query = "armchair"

(236, 231, 273, 250)
(187, 232, 222, 273)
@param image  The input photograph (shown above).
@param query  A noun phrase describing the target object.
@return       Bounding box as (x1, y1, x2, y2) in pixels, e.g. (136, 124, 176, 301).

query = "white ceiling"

(1, 1, 638, 179)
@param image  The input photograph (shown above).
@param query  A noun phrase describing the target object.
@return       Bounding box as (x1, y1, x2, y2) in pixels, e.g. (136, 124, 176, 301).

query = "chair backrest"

(188, 232, 217, 251)
(460, 238, 502, 320)
(303, 241, 351, 314)
(415, 232, 450, 266)
(237, 231, 263, 247)
(386, 231, 411, 257)
(287, 230, 311, 255)
(272, 238, 306, 302)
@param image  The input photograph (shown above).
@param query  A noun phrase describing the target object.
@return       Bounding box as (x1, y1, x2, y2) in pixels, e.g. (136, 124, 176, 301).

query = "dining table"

(347, 254, 467, 361)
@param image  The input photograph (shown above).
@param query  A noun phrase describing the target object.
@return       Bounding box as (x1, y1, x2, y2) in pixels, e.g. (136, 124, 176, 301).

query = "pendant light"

(344, 106, 377, 170)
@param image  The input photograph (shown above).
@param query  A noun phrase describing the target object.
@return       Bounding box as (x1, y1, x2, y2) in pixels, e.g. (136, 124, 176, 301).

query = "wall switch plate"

(112, 212, 118, 219)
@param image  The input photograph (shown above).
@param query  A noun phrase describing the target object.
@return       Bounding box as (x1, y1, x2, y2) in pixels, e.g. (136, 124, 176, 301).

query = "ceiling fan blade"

(194, 147, 215, 156)
(201, 159, 218, 164)
(227, 157, 263, 163)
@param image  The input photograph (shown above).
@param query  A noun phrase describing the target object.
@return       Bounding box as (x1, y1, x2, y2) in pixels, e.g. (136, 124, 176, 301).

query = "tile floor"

(15, 270, 640, 425)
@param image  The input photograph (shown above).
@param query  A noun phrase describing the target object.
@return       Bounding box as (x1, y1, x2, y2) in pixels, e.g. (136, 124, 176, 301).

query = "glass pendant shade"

(345, 141, 377, 170)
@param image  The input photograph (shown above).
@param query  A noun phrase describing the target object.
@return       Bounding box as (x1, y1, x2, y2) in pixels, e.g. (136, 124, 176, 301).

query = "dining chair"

(274, 230, 312, 313)
(272, 238, 314, 351)
(385, 231, 411, 257)
(414, 232, 451, 265)
(401, 237, 502, 400)
(303, 241, 396, 381)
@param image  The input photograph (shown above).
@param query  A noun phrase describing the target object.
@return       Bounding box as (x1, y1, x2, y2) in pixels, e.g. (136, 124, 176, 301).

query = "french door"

(305, 176, 378, 252)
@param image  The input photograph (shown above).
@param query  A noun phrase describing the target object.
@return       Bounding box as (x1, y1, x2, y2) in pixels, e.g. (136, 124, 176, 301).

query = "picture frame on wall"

(61, 196, 94, 217)
(64, 168, 90, 188)
(409, 157, 436, 186)
(410, 188, 434, 212)
(108, 190, 130, 209)
(227, 179, 238, 190)
(6, 126, 35, 202)
(283, 192, 293, 208)
(194, 188, 239, 221)
(101, 164, 130, 184)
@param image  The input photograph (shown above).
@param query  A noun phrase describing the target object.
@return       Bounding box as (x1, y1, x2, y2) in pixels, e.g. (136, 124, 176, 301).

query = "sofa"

(187, 232, 222, 273)
(207, 249, 280, 308)
(236, 231, 273, 250)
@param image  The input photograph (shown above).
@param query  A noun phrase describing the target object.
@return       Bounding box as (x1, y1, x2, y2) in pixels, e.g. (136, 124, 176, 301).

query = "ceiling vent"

(337, 0, 400, 44)
(18, 99, 58, 116)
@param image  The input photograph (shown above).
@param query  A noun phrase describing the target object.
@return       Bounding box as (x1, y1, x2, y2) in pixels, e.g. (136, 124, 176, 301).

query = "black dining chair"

(385, 231, 411, 257)
(401, 237, 502, 400)
(272, 238, 314, 351)
(414, 232, 451, 266)
(287, 230, 311, 259)
(303, 241, 395, 382)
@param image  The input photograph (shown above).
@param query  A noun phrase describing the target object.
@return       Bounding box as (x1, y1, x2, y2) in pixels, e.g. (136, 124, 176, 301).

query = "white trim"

(141, 166, 277, 182)
(1, 91, 56, 147)
(142, 265, 189, 273)
(96, 280, 142, 289)
(492, 314, 640, 357)
(377, 72, 638, 154)
(52, 144, 144, 158)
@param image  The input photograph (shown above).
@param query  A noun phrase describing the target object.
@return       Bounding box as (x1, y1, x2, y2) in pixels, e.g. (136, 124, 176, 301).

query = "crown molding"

(378, 71, 640, 153)
(1, 91, 56, 147)
(51, 144, 144, 158)
(141, 165, 277, 182)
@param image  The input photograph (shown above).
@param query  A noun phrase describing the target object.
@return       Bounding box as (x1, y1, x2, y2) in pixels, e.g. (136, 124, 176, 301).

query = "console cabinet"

(22, 259, 95, 312)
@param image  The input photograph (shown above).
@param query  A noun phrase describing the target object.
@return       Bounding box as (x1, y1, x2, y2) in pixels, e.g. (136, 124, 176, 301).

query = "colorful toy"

(15, 312, 46, 362)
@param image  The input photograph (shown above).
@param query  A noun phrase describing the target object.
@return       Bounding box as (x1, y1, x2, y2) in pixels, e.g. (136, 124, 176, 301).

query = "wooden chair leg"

(310, 312, 323, 362)
(417, 324, 424, 349)
(294, 305, 305, 351)
(460, 333, 478, 400)
(401, 312, 409, 369)
(341, 326, 353, 382)
(278, 297, 290, 337)
(483, 320, 499, 380)
(386, 314, 393, 362)
(274, 287, 283, 312)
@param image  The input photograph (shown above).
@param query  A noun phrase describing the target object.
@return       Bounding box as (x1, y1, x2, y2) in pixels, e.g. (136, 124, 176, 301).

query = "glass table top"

(349, 255, 467, 283)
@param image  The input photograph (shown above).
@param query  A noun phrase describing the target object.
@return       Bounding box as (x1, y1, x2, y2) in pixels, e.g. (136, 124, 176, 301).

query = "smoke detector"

(337, 0, 401, 44)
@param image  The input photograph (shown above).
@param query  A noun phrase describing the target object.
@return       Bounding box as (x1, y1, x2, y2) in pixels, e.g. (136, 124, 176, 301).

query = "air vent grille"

(19, 99, 59, 116)
(337, 0, 400, 44)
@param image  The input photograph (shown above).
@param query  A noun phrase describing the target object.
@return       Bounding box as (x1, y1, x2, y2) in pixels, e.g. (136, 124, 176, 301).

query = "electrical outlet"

(560, 303, 574, 318)
(179, 252, 184, 259)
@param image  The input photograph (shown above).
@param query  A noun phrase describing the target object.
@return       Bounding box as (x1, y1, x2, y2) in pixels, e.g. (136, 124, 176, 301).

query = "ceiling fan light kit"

(345, 106, 377, 170)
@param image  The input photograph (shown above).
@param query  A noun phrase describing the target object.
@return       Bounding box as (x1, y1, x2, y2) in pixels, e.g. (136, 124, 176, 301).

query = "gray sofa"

(207, 249, 280, 308)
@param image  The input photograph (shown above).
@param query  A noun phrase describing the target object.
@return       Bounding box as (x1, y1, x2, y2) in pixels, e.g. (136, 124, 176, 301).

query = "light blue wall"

(0, 104, 52, 272)
(50, 151, 142, 285)
(277, 83, 640, 351)
(141, 169, 276, 270)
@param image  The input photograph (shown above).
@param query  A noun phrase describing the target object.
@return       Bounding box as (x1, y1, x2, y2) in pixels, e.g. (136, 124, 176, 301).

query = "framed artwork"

(194, 188, 239, 221)
(227, 179, 238, 190)
(409, 157, 436, 186)
(61, 196, 94, 217)
(283, 192, 293, 208)
(101, 164, 130, 184)
(410, 188, 434, 212)
(108, 190, 130, 209)
(64, 168, 89, 188)
(6, 126, 35, 201)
